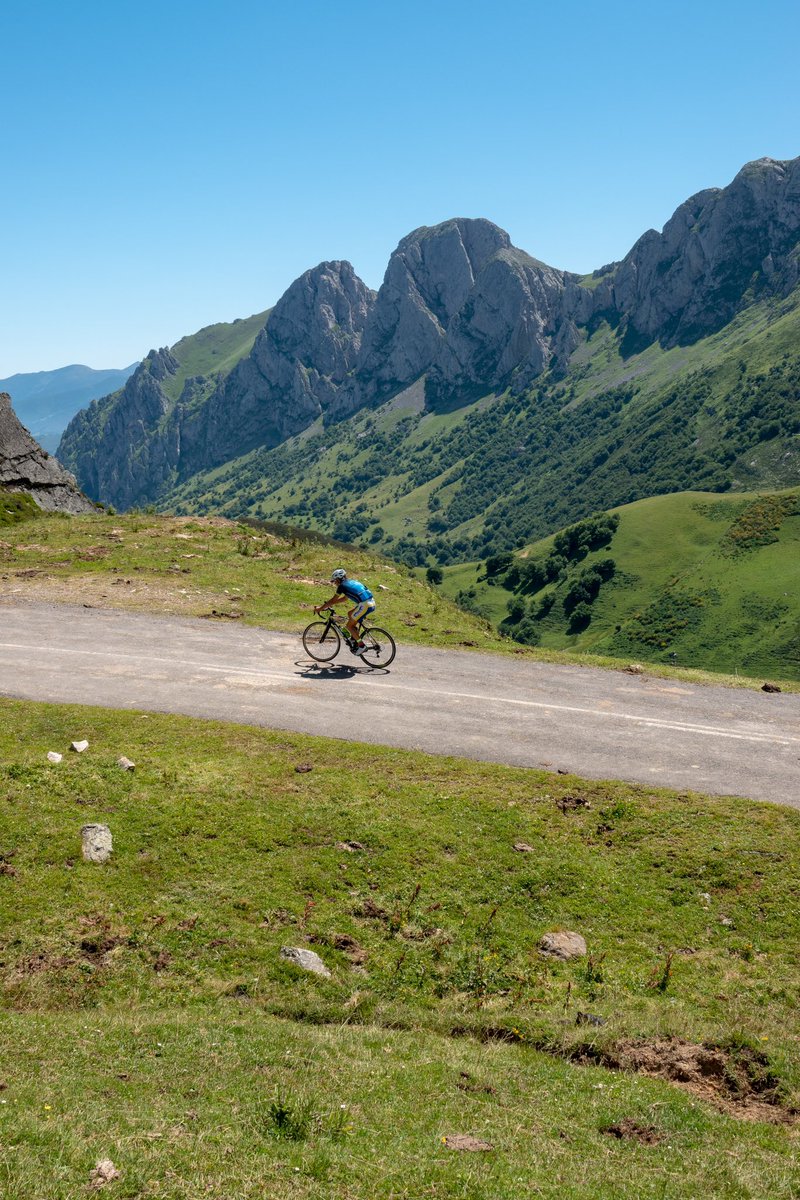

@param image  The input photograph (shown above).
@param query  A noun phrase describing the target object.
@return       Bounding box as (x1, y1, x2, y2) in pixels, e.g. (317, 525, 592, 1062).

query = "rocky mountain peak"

(604, 155, 800, 349)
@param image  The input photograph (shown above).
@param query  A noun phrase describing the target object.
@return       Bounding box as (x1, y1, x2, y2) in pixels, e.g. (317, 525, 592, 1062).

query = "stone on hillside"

(70, 740, 89, 753)
(81, 824, 113, 864)
(117, 756, 135, 771)
(625, 663, 645, 674)
(761, 682, 782, 693)
(513, 841, 536, 853)
(539, 931, 587, 960)
(47, 751, 63, 763)
(89, 1158, 120, 1188)
(280, 946, 332, 977)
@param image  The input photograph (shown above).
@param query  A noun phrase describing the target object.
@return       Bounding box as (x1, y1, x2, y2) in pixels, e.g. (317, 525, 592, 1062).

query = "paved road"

(1, 602, 799, 807)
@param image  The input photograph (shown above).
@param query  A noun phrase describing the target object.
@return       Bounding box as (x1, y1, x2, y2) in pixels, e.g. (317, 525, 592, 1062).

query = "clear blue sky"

(2, 0, 798, 374)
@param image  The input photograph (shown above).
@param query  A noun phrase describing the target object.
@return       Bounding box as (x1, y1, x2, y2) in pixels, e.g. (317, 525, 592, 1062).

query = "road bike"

(302, 606, 396, 668)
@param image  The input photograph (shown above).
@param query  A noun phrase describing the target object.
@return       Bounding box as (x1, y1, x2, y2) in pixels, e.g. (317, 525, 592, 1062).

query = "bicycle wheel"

(358, 626, 396, 668)
(302, 621, 341, 662)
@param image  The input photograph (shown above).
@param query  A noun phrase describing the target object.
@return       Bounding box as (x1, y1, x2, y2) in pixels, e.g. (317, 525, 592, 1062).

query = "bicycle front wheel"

(358, 626, 396, 668)
(302, 621, 341, 662)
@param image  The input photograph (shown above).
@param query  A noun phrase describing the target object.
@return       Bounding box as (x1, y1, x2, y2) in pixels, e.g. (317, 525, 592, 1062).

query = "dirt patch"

(603, 1118, 662, 1145)
(443, 1134, 493, 1152)
(556, 794, 592, 813)
(576, 1037, 794, 1123)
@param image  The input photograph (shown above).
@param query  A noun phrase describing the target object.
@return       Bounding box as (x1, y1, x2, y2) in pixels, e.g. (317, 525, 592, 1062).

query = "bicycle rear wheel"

(302, 621, 341, 662)
(358, 626, 396, 668)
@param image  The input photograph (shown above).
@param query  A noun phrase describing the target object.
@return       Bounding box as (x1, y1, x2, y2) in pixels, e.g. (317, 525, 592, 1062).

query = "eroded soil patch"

(574, 1037, 794, 1123)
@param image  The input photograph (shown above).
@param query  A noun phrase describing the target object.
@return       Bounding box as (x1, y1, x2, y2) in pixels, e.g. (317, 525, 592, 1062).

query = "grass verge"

(1, 697, 799, 1196)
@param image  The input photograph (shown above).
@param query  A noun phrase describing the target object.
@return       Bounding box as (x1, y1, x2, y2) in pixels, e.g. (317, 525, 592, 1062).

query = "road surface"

(1, 602, 799, 807)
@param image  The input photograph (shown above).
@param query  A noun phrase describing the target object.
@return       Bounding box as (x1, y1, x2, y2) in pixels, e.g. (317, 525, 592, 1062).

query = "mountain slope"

(439, 487, 800, 680)
(58, 156, 800, 540)
(164, 280, 800, 565)
(57, 310, 268, 509)
(0, 363, 137, 451)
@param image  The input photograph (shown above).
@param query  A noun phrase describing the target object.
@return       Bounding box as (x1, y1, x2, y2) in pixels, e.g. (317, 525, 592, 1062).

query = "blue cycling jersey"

(337, 578, 373, 604)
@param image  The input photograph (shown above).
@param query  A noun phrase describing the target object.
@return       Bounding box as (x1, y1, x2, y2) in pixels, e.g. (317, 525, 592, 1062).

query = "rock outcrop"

(178, 261, 375, 476)
(598, 157, 800, 348)
(0, 392, 95, 513)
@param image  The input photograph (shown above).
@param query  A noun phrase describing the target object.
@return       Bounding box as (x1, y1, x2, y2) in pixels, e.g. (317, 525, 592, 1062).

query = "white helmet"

(331, 568, 347, 582)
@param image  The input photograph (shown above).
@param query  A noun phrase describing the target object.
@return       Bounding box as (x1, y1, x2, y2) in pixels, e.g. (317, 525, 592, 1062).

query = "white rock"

(117, 756, 135, 771)
(47, 751, 63, 764)
(280, 946, 331, 976)
(81, 824, 113, 864)
(70, 740, 89, 753)
(698, 892, 712, 906)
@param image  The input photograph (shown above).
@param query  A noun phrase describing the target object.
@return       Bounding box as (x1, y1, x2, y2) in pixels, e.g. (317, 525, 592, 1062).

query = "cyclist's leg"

(348, 600, 374, 645)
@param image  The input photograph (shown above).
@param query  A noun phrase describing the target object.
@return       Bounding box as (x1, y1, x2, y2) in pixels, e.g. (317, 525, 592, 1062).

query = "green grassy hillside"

(163, 289, 800, 571)
(160, 309, 270, 406)
(2, 697, 799, 1197)
(0, 507, 505, 653)
(438, 488, 800, 680)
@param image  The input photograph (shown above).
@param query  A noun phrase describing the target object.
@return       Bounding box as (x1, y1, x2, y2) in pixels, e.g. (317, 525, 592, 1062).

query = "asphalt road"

(1, 602, 799, 807)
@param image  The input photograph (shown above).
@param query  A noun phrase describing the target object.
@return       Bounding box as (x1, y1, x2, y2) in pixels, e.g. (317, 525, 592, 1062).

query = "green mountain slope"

(438, 488, 800, 680)
(164, 288, 800, 573)
(160, 309, 271, 406)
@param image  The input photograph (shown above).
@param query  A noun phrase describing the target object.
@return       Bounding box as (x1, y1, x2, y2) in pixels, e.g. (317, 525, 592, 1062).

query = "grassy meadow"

(439, 488, 800, 682)
(1, 697, 800, 1198)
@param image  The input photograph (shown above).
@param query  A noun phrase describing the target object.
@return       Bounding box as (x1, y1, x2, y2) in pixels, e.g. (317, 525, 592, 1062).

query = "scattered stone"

(539, 931, 587, 960)
(117, 756, 135, 771)
(513, 841, 536, 853)
(0, 861, 18, 877)
(443, 1134, 493, 1152)
(378, 584, 389, 591)
(81, 824, 113, 864)
(47, 751, 63, 764)
(336, 840, 365, 852)
(698, 892, 712, 906)
(294, 763, 314, 773)
(761, 682, 782, 693)
(89, 1158, 121, 1188)
(625, 663, 645, 674)
(70, 740, 89, 753)
(603, 1119, 662, 1145)
(719, 916, 735, 928)
(280, 946, 332, 977)
(576, 1011, 606, 1027)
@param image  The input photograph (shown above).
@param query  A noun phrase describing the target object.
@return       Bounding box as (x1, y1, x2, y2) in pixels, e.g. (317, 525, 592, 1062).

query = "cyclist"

(315, 568, 375, 656)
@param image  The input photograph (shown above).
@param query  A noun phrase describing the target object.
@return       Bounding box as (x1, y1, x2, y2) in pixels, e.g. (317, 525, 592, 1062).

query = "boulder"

(539, 931, 587, 960)
(279, 946, 331, 977)
(81, 824, 113, 864)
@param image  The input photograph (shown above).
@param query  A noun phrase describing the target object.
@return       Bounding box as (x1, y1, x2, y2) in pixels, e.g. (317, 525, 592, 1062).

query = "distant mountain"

(58, 156, 800, 560)
(0, 363, 138, 451)
(0, 392, 95, 513)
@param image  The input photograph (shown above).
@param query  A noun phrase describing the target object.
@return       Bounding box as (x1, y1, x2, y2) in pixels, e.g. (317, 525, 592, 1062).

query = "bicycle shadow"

(295, 658, 391, 679)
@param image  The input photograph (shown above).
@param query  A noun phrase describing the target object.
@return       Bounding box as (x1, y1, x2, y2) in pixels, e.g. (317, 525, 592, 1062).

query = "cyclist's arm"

(314, 592, 347, 613)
